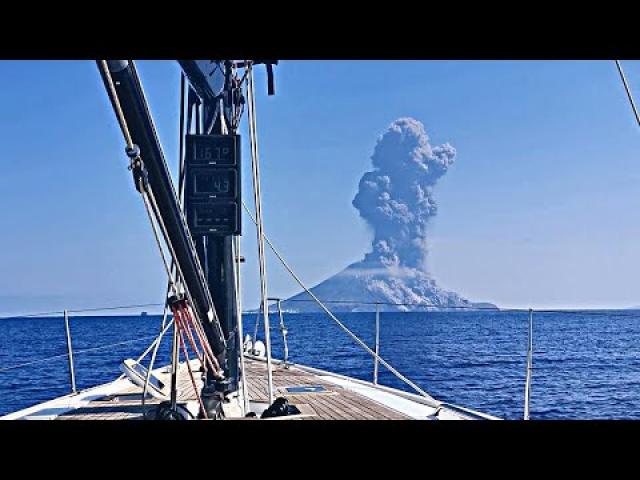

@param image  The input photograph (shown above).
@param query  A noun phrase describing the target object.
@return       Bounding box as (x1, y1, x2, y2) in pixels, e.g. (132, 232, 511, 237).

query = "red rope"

(177, 326, 209, 420)
(165, 298, 234, 420)
(184, 307, 220, 376)
(174, 306, 204, 366)
(170, 299, 222, 377)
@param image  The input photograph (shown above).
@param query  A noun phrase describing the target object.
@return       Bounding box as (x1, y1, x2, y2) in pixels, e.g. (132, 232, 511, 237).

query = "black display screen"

(193, 170, 236, 198)
(187, 135, 236, 165)
(185, 134, 241, 236)
(193, 203, 237, 234)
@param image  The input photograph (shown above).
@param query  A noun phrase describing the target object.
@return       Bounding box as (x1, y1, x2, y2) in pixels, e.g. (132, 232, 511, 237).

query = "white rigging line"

(141, 188, 179, 294)
(246, 63, 275, 405)
(228, 70, 249, 414)
(233, 235, 250, 415)
(99, 60, 134, 149)
(140, 318, 175, 406)
(141, 73, 190, 406)
(135, 318, 174, 364)
(99, 61, 181, 293)
(615, 60, 640, 128)
(98, 61, 202, 409)
(241, 203, 435, 401)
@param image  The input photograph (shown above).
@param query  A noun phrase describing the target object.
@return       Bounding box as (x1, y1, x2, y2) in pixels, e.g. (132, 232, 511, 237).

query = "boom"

(97, 60, 227, 368)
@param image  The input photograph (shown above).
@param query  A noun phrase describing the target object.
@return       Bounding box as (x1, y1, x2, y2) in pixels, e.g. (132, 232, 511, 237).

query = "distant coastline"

(245, 298, 499, 314)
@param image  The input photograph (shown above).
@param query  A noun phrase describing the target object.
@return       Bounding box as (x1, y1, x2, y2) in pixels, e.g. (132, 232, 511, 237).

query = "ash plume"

(282, 118, 495, 312)
(352, 117, 455, 272)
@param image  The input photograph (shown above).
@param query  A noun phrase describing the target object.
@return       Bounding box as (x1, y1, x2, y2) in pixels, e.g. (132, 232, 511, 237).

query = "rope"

(178, 73, 187, 208)
(226, 67, 249, 408)
(252, 310, 261, 345)
(145, 182, 225, 349)
(615, 60, 640, 128)
(183, 304, 221, 375)
(116, 285, 174, 386)
(149, 178, 225, 342)
(3, 300, 638, 323)
(233, 235, 250, 415)
(246, 63, 275, 405)
(0, 302, 168, 322)
(176, 307, 204, 365)
(140, 188, 178, 295)
(99, 58, 219, 339)
(100, 59, 182, 301)
(97, 60, 134, 148)
(67, 303, 163, 314)
(136, 318, 174, 364)
(176, 320, 208, 419)
(0, 352, 72, 373)
(142, 72, 188, 405)
(170, 300, 222, 376)
(140, 317, 174, 402)
(171, 300, 228, 418)
(242, 203, 435, 400)
(68, 335, 161, 355)
(99, 59, 188, 402)
(98, 60, 227, 414)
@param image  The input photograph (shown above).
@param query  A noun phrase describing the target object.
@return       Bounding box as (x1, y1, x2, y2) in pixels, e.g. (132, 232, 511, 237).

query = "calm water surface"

(2, 310, 640, 419)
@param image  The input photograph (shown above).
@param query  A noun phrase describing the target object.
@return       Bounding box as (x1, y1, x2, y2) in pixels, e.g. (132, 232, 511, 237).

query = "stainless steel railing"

(0, 302, 166, 394)
(63, 309, 77, 394)
(2, 299, 548, 418)
(260, 298, 542, 418)
(524, 308, 533, 420)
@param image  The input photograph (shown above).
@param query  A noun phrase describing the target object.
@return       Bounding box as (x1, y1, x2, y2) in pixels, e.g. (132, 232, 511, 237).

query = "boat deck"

(242, 358, 410, 420)
(54, 357, 412, 420)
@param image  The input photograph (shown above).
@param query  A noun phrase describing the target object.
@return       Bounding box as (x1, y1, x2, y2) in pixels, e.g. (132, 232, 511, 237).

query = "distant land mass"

(276, 260, 497, 313)
(270, 118, 498, 314)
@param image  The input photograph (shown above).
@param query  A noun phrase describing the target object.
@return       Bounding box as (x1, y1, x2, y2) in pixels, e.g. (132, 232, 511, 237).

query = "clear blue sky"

(1, 60, 640, 315)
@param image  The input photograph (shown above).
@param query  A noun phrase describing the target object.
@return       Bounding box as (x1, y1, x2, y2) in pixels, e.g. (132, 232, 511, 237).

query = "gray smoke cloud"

(281, 117, 494, 311)
(352, 117, 455, 272)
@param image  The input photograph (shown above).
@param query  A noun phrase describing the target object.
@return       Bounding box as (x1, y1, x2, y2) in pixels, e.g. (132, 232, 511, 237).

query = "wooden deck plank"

(54, 357, 412, 420)
(243, 361, 404, 420)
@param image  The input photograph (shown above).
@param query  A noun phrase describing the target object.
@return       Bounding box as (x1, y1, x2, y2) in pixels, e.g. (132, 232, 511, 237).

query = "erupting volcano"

(281, 118, 496, 312)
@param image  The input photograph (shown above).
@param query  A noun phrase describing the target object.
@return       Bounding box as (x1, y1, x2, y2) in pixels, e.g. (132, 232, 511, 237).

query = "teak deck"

(56, 358, 411, 420)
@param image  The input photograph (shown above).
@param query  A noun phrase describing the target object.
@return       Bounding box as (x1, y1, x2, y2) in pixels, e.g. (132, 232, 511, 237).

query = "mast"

(179, 60, 277, 398)
(98, 59, 276, 417)
(98, 61, 226, 351)
(97, 61, 229, 410)
(181, 61, 241, 393)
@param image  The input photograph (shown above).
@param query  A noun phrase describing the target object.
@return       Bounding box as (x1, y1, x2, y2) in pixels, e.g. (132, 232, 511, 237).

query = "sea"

(2, 310, 640, 419)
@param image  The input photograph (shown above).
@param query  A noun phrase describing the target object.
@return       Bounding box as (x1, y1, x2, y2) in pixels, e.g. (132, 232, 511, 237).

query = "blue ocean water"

(2, 310, 640, 419)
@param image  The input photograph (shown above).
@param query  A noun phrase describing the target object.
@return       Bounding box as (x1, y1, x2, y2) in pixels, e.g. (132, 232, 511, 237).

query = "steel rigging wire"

(615, 60, 640, 129)
(246, 62, 275, 405)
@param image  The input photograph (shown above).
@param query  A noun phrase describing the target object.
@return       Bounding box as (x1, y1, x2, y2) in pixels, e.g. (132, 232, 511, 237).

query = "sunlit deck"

(2, 354, 495, 420)
(52, 357, 411, 420)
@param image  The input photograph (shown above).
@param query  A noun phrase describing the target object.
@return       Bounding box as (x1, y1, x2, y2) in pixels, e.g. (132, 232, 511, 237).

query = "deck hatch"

(284, 385, 328, 394)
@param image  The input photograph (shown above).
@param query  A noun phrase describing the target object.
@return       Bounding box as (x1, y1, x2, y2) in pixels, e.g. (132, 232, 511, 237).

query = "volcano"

(279, 118, 496, 312)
